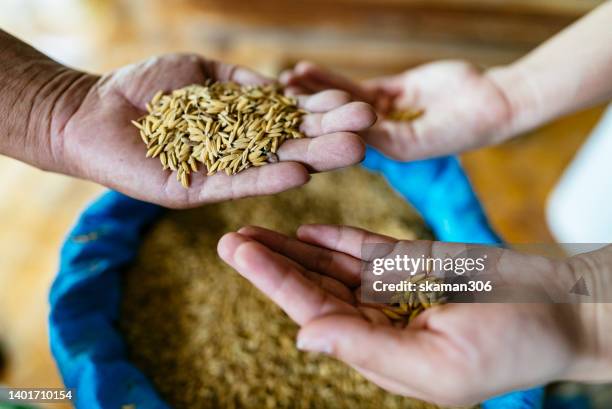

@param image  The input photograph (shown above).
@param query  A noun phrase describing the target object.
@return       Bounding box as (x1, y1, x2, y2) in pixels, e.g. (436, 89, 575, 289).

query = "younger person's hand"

(282, 61, 515, 161)
(218, 224, 612, 406)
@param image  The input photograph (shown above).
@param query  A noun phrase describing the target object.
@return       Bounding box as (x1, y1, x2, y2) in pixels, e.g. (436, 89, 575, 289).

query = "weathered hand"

(281, 61, 514, 161)
(218, 224, 612, 406)
(55, 54, 375, 207)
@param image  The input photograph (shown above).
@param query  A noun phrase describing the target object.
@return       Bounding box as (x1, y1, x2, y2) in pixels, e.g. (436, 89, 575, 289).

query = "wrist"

(26, 66, 98, 174)
(0, 29, 98, 174)
(485, 63, 544, 140)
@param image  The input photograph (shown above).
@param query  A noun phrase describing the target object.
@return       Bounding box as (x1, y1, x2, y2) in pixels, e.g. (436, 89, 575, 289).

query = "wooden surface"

(0, 0, 605, 405)
(463, 106, 605, 243)
(98, 0, 601, 80)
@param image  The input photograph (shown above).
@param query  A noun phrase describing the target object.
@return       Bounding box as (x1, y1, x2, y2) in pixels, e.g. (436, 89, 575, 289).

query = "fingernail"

(296, 336, 333, 355)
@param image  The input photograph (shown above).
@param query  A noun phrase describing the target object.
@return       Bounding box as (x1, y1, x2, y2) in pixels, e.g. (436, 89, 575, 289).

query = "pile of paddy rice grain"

(120, 167, 466, 409)
(132, 82, 305, 188)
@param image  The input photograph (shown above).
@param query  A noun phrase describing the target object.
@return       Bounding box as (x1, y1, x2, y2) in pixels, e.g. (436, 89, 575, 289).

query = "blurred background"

(0, 0, 607, 406)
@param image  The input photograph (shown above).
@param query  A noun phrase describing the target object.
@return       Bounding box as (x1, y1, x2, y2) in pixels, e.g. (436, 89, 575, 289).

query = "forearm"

(0, 29, 95, 172)
(487, 2, 612, 137)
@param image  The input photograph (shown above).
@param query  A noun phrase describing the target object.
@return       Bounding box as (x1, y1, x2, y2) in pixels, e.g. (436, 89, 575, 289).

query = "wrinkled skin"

(58, 54, 376, 208)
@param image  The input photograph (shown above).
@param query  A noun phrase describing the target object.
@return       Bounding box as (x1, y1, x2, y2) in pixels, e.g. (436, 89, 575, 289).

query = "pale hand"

(218, 224, 612, 406)
(281, 61, 515, 161)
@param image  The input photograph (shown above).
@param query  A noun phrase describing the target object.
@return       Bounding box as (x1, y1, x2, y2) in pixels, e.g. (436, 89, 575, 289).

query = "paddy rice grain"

(118, 167, 470, 409)
(132, 82, 306, 188)
(387, 109, 424, 122)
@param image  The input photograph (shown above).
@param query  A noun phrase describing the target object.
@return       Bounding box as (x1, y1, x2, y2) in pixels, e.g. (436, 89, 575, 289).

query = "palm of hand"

(284, 61, 513, 160)
(60, 55, 374, 207)
(218, 224, 580, 406)
(377, 61, 513, 160)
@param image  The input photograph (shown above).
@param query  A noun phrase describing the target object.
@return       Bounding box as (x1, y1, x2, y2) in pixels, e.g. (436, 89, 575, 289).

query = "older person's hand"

(1, 28, 376, 208)
(58, 55, 375, 208)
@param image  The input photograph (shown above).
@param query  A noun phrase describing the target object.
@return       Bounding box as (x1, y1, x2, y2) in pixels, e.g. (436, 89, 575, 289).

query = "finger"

(391, 240, 474, 277)
(159, 162, 309, 208)
(363, 74, 406, 95)
(300, 102, 376, 137)
(297, 227, 480, 278)
(294, 61, 375, 103)
(284, 85, 309, 97)
(238, 226, 362, 287)
(280, 68, 327, 94)
(297, 315, 434, 383)
(297, 225, 397, 260)
(300, 270, 356, 304)
(116, 54, 209, 110)
(277, 132, 365, 172)
(357, 306, 393, 325)
(217, 233, 358, 325)
(118, 55, 273, 111)
(360, 121, 422, 161)
(278, 69, 293, 86)
(296, 90, 352, 113)
(230, 228, 355, 302)
(222, 228, 355, 303)
(203, 59, 273, 85)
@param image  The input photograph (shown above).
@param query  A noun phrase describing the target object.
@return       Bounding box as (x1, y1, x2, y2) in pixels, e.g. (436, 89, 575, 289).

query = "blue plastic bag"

(49, 148, 541, 409)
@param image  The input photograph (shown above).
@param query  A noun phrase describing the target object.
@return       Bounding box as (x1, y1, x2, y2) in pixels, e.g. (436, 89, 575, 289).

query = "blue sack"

(49, 147, 542, 409)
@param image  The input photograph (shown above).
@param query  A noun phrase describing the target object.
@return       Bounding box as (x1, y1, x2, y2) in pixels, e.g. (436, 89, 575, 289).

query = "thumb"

(203, 59, 274, 85)
(296, 314, 482, 406)
(293, 61, 377, 104)
(296, 314, 432, 381)
(361, 120, 425, 161)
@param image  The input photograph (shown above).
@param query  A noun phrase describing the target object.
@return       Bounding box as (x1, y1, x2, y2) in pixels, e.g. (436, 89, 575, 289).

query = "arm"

(282, 2, 612, 160)
(0, 29, 95, 172)
(0, 29, 376, 207)
(489, 1, 612, 139)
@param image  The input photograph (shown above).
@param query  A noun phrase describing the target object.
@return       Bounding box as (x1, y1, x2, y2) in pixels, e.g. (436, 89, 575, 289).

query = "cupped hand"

(281, 60, 514, 161)
(56, 54, 376, 208)
(217, 224, 606, 406)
